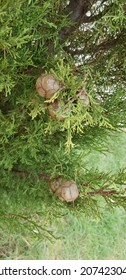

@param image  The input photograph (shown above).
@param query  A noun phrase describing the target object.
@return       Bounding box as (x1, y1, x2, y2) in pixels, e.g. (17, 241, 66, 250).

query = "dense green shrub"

(0, 0, 126, 213)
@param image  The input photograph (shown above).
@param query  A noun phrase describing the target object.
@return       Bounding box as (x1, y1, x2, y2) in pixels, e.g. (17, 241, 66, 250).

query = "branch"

(95, 29, 126, 52)
(12, 168, 50, 180)
(87, 189, 126, 196)
(2, 213, 55, 239)
(60, 0, 91, 40)
(11, 169, 126, 198)
(64, 28, 126, 58)
(67, 0, 90, 22)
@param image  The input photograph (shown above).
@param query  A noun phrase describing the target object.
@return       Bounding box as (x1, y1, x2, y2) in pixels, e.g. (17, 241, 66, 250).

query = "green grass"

(34, 208, 126, 260)
(85, 131, 126, 172)
(0, 206, 126, 259)
(0, 131, 126, 260)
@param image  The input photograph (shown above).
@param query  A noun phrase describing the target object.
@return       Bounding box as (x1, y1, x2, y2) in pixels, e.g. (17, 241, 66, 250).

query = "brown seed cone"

(48, 100, 67, 121)
(36, 74, 62, 99)
(79, 94, 90, 106)
(35, 75, 46, 97)
(49, 178, 79, 202)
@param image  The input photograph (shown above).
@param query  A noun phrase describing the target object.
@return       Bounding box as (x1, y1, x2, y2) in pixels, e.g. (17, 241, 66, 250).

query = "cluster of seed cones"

(36, 73, 89, 121)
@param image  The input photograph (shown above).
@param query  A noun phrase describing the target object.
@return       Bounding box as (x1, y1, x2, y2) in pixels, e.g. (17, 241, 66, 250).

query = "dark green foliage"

(0, 0, 126, 219)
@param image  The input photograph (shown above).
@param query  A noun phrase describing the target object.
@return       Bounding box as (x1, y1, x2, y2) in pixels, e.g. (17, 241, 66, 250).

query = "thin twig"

(3, 48, 7, 59)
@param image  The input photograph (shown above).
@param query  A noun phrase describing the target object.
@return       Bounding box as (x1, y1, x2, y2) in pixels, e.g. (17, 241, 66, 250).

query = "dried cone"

(50, 178, 79, 202)
(79, 93, 90, 106)
(77, 86, 90, 106)
(48, 100, 67, 121)
(36, 75, 46, 97)
(50, 178, 63, 193)
(36, 74, 62, 99)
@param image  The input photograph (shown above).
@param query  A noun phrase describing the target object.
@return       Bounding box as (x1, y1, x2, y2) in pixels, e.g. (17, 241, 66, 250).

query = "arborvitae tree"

(0, 0, 126, 224)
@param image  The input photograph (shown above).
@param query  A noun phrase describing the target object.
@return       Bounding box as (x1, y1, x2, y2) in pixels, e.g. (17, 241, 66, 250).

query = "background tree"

(0, 0, 126, 220)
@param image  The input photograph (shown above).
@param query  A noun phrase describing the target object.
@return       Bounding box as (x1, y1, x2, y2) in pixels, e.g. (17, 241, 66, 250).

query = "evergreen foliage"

(0, 0, 126, 222)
